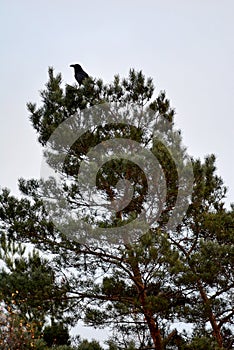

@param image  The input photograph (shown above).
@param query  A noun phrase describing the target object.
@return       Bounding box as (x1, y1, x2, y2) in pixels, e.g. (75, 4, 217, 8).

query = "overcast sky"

(0, 0, 233, 343)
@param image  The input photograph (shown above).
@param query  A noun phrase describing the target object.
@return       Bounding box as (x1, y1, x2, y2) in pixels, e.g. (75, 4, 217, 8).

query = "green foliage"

(43, 323, 70, 347)
(77, 339, 103, 350)
(106, 339, 137, 350)
(182, 336, 223, 350)
(0, 234, 68, 331)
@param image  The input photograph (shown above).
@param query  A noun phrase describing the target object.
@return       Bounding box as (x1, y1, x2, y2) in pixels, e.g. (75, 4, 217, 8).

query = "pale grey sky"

(0, 0, 234, 343)
(1, 0, 233, 203)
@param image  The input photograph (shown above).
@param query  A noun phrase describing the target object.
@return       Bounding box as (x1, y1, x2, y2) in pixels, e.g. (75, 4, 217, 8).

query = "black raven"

(70, 64, 89, 85)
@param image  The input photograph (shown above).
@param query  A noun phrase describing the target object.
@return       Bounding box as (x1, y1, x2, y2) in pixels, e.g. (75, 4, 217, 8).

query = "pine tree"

(0, 233, 69, 347)
(0, 68, 233, 349)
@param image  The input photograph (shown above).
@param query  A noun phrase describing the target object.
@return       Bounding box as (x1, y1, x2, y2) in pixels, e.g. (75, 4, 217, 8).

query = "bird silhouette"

(70, 64, 89, 85)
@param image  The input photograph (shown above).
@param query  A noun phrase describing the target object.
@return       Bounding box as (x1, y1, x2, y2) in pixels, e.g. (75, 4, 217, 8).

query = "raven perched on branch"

(70, 64, 89, 85)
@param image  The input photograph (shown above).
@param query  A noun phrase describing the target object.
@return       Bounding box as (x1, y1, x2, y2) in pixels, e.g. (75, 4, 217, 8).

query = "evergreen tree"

(77, 339, 103, 350)
(0, 233, 69, 345)
(43, 323, 70, 347)
(0, 68, 233, 349)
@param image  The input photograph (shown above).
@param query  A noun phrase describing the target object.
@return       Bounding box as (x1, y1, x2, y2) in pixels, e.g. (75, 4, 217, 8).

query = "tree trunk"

(126, 247, 163, 350)
(197, 279, 223, 348)
(143, 311, 163, 350)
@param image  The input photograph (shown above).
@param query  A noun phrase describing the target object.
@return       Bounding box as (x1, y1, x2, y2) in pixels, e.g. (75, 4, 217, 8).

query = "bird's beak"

(70, 64, 74, 67)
